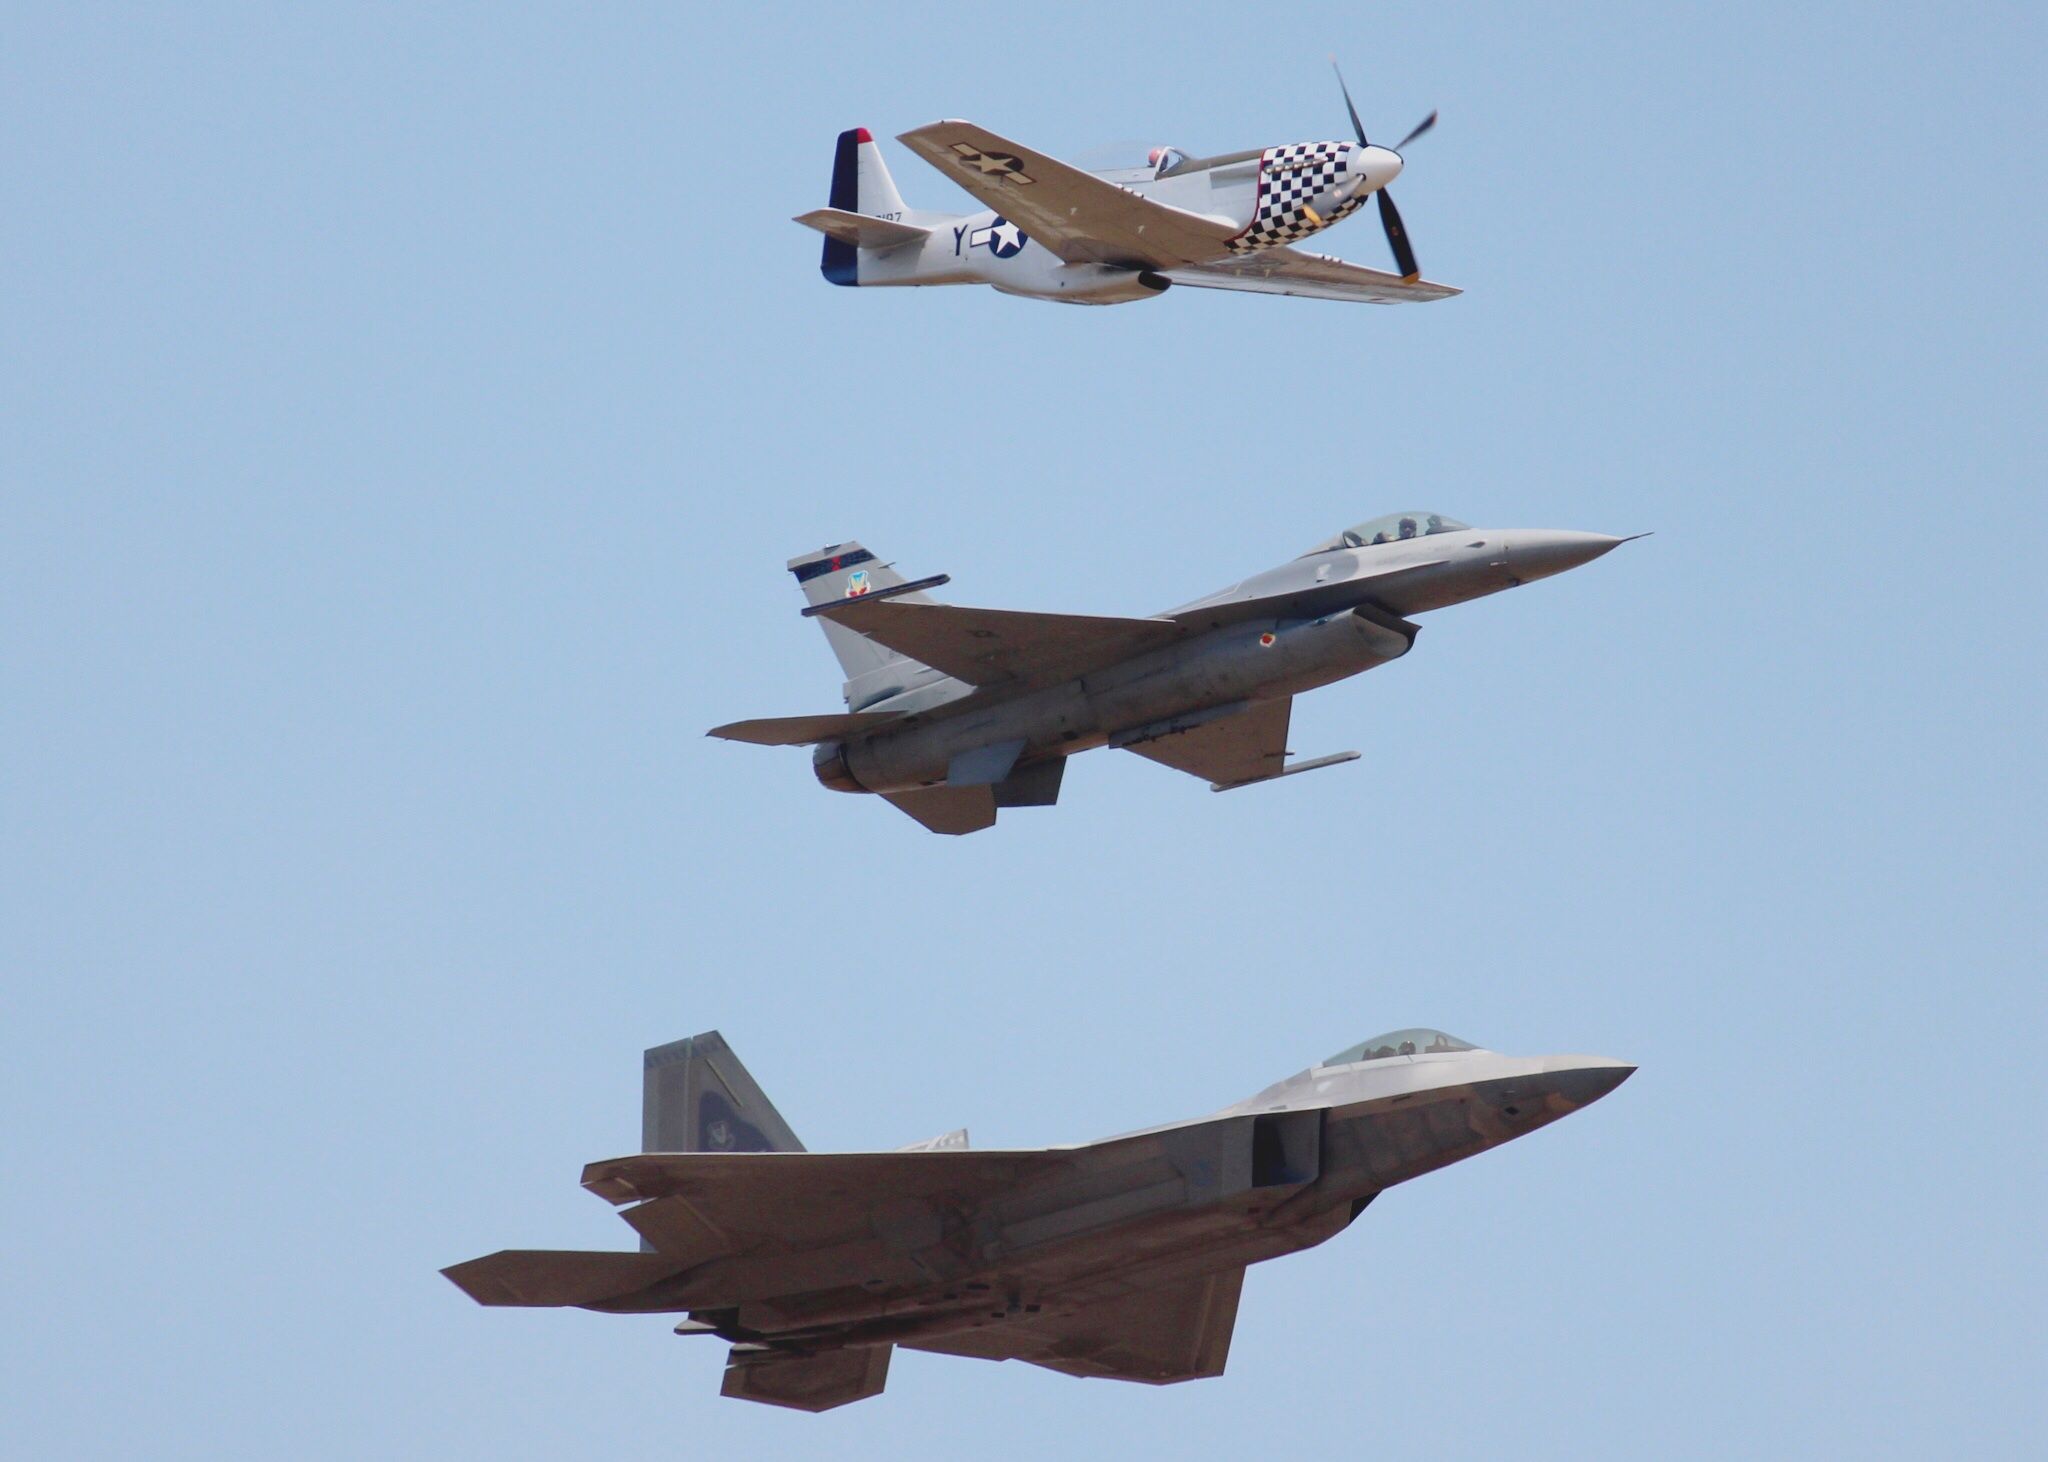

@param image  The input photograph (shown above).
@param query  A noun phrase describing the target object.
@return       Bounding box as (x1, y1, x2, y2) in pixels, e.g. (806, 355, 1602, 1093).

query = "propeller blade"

(1330, 57, 1369, 145)
(1378, 188, 1420, 281)
(1396, 110, 1438, 151)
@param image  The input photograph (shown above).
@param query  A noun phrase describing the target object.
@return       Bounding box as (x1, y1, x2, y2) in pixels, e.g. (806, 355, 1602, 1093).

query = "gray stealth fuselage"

(443, 1030, 1633, 1409)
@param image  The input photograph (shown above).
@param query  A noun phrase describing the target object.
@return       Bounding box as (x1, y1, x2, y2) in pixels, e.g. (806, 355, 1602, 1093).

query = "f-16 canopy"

(1323, 1028, 1479, 1066)
(1302, 512, 1471, 556)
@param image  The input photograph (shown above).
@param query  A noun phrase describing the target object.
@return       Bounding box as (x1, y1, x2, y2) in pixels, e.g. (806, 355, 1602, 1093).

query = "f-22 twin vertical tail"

(710, 513, 1639, 834)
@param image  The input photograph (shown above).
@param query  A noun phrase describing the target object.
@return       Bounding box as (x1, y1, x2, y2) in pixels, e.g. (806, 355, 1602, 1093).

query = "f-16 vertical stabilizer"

(787, 542, 942, 709)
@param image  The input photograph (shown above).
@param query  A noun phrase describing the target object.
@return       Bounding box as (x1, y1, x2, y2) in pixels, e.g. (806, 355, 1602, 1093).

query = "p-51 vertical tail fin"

(817, 127, 911, 285)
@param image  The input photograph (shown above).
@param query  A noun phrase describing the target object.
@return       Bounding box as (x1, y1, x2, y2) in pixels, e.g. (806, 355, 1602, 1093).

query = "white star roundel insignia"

(949, 142, 1035, 184)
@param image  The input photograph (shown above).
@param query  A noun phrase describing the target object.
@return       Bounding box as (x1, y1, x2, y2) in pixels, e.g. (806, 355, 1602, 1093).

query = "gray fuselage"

(815, 527, 1618, 797)
(588, 1043, 1633, 1358)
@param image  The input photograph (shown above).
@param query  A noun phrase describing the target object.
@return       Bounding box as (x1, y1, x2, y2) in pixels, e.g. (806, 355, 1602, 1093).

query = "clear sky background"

(7, 4, 2045, 1457)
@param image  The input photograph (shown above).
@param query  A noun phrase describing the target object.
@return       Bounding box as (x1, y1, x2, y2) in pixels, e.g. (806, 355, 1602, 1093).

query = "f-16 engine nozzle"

(812, 742, 865, 794)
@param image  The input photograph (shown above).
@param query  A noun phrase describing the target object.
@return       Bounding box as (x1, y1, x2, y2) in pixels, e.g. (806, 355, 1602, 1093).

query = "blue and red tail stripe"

(820, 128, 869, 287)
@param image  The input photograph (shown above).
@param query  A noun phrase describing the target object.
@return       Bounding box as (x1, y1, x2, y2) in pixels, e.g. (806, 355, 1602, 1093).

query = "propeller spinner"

(1331, 59, 1437, 282)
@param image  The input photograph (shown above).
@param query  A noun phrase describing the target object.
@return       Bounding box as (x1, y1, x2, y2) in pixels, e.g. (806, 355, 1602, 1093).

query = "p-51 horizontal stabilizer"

(707, 711, 907, 746)
(793, 207, 930, 251)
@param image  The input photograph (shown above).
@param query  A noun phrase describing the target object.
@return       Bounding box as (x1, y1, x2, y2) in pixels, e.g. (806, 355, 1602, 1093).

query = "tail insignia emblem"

(846, 570, 871, 597)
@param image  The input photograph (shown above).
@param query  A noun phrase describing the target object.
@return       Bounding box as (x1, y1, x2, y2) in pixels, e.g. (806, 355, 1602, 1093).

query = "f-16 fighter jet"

(445, 1028, 1633, 1411)
(711, 512, 1637, 834)
(798, 66, 1458, 306)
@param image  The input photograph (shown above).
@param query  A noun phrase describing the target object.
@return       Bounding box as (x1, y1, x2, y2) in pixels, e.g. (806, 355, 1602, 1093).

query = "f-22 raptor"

(444, 1028, 1633, 1411)
(712, 511, 1636, 833)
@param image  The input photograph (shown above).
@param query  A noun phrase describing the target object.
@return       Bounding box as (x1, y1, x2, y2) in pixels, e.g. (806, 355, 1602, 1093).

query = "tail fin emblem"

(846, 570, 872, 597)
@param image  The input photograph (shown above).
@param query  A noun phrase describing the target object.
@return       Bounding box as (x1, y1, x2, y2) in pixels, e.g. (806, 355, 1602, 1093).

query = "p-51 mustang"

(444, 1027, 1633, 1411)
(711, 513, 1638, 834)
(797, 66, 1458, 307)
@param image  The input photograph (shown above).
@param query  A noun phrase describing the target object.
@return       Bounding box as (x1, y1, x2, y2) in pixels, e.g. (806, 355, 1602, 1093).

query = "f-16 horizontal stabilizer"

(441, 1249, 679, 1308)
(722, 1344, 892, 1412)
(707, 711, 906, 746)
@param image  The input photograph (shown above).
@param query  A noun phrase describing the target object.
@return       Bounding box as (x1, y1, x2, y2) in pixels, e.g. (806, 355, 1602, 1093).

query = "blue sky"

(6, 4, 2044, 1457)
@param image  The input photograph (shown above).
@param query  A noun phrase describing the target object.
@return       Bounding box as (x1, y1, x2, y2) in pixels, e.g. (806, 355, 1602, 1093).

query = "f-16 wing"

(897, 121, 1240, 268)
(1164, 245, 1460, 303)
(905, 1268, 1245, 1385)
(815, 597, 1184, 690)
(1117, 699, 1292, 789)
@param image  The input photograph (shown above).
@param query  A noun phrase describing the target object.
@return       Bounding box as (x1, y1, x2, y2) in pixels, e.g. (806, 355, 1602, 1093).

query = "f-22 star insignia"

(949, 143, 1034, 184)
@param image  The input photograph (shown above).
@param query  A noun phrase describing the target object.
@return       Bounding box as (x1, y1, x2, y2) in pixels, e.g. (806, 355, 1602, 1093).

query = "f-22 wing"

(905, 1268, 1245, 1384)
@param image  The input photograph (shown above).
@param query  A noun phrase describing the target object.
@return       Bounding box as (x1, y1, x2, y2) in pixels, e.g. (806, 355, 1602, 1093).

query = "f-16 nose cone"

(1550, 1062, 1636, 1109)
(1504, 530, 1627, 584)
(1350, 144, 1403, 192)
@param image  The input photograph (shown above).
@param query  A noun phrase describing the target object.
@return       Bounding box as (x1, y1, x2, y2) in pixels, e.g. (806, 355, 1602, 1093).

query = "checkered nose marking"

(1226, 141, 1377, 255)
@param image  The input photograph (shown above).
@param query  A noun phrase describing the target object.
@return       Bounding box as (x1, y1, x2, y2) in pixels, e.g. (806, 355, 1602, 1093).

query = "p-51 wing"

(1165, 245, 1460, 304)
(905, 1268, 1245, 1385)
(897, 120, 1240, 269)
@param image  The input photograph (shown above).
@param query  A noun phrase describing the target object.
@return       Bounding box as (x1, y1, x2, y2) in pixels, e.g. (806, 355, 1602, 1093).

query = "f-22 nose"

(1549, 1061, 1636, 1109)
